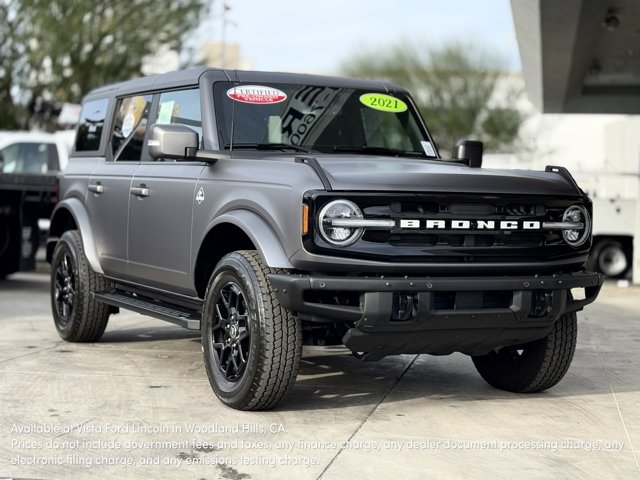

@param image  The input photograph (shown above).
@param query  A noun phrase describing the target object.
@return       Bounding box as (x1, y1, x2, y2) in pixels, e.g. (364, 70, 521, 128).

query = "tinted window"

(111, 95, 152, 161)
(155, 89, 202, 142)
(0, 142, 58, 173)
(213, 82, 434, 158)
(75, 98, 109, 151)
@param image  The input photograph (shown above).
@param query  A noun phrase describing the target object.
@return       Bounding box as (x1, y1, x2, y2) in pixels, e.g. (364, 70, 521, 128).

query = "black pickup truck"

(0, 133, 66, 278)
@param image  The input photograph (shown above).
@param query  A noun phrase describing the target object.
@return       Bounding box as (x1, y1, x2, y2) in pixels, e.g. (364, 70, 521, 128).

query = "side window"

(111, 95, 152, 161)
(76, 98, 109, 152)
(0, 142, 54, 174)
(155, 89, 202, 143)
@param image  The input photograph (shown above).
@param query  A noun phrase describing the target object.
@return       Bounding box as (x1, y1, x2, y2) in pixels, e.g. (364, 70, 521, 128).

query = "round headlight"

(562, 205, 591, 247)
(318, 199, 363, 246)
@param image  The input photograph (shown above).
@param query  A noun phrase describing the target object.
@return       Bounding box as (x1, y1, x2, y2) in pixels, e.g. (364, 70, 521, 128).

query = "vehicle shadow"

(100, 325, 200, 344)
(278, 343, 640, 411)
(82, 302, 640, 412)
(278, 301, 640, 411)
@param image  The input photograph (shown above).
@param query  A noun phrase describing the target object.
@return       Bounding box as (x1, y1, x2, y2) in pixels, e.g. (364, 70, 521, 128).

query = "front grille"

(308, 193, 589, 265)
(359, 198, 567, 252)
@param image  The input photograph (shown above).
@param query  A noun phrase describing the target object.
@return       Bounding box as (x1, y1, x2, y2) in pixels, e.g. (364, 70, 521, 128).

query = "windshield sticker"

(421, 141, 436, 157)
(359, 93, 407, 113)
(157, 100, 175, 124)
(227, 85, 287, 105)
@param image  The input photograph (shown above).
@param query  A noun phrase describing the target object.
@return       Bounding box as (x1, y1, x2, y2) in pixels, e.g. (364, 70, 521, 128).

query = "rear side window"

(155, 89, 202, 141)
(111, 94, 152, 161)
(75, 98, 109, 152)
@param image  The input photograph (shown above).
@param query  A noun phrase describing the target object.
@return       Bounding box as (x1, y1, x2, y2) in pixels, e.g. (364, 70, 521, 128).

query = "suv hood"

(314, 156, 582, 197)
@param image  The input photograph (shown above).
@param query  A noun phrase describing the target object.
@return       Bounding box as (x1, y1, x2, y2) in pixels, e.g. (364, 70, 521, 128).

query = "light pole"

(220, 2, 232, 68)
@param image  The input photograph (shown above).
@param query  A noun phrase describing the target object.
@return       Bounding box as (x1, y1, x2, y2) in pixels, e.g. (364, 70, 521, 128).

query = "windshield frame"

(212, 80, 441, 160)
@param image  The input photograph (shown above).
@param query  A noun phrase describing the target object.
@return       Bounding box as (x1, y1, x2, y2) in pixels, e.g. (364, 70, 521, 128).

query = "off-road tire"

(50, 230, 110, 342)
(202, 250, 302, 410)
(472, 312, 577, 393)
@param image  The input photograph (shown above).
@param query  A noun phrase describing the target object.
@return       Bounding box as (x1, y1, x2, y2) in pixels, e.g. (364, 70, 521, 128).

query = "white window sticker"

(421, 141, 436, 157)
(121, 112, 135, 138)
(227, 85, 287, 104)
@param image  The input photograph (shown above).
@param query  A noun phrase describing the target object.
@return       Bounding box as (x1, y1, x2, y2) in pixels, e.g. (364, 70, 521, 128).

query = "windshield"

(213, 82, 438, 158)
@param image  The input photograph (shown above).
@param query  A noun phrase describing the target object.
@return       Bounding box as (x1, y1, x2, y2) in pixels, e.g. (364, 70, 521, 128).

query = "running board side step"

(93, 291, 202, 330)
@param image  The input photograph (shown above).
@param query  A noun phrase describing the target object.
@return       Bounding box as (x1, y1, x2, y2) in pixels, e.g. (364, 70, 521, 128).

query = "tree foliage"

(0, 0, 29, 128)
(342, 42, 527, 155)
(0, 0, 207, 129)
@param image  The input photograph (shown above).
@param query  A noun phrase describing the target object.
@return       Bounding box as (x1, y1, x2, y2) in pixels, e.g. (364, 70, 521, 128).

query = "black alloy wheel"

(211, 282, 251, 382)
(54, 252, 76, 327)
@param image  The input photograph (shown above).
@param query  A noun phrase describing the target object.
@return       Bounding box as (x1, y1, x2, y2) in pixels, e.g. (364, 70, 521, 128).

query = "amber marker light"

(302, 204, 309, 235)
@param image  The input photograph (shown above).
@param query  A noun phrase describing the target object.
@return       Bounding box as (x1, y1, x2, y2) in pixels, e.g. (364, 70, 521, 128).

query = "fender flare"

(48, 198, 104, 274)
(207, 210, 293, 269)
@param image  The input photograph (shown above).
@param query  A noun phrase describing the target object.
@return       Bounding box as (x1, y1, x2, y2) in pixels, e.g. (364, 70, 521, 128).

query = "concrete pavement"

(1, 272, 639, 479)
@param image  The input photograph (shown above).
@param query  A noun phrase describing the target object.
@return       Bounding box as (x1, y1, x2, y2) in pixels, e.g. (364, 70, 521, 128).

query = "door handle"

(88, 183, 104, 194)
(130, 186, 150, 197)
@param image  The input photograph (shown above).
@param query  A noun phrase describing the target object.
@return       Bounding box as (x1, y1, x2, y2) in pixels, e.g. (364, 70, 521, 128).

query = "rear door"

(127, 89, 205, 294)
(85, 94, 151, 278)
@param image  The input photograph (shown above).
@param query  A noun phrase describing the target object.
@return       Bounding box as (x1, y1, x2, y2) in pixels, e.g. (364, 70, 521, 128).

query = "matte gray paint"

(191, 156, 325, 277)
(206, 211, 293, 269)
(86, 162, 138, 277)
(50, 198, 104, 274)
(314, 156, 581, 196)
(127, 163, 206, 294)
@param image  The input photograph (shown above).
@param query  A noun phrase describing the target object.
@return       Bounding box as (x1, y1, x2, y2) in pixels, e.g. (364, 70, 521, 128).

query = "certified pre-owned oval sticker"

(227, 85, 287, 105)
(360, 93, 407, 113)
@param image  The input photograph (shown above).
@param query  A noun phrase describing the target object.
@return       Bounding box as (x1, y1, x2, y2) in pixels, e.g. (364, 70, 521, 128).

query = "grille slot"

(433, 291, 513, 310)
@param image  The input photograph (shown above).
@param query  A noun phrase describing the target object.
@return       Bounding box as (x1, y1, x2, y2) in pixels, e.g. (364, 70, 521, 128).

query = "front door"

(127, 88, 205, 294)
(127, 163, 205, 293)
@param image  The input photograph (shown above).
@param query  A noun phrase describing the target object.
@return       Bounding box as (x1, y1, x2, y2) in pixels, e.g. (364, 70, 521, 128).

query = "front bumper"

(268, 271, 604, 358)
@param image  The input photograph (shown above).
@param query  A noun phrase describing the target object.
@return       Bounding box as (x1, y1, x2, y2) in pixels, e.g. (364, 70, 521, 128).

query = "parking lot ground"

(1, 272, 639, 479)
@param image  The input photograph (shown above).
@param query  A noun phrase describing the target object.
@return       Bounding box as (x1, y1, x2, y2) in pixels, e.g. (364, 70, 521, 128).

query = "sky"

(194, 0, 521, 74)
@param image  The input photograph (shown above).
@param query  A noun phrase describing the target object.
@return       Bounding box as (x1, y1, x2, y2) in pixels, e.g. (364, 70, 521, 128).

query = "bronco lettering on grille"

(399, 219, 542, 230)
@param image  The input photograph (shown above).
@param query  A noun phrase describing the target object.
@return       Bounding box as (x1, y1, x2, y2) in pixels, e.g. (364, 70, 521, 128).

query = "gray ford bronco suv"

(48, 68, 604, 410)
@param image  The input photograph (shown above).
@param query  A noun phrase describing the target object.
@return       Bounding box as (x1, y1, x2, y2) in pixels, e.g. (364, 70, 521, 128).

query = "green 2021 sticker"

(360, 93, 407, 113)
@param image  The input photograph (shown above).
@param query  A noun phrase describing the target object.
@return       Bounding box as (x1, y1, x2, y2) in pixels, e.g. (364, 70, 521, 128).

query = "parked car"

(48, 68, 603, 410)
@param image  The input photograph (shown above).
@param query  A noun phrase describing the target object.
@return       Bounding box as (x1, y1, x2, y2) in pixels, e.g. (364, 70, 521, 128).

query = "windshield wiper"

(332, 146, 426, 158)
(224, 142, 313, 153)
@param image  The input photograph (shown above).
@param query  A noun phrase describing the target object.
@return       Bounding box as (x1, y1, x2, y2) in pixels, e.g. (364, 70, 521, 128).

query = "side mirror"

(0, 152, 4, 171)
(452, 140, 483, 168)
(148, 124, 199, 160)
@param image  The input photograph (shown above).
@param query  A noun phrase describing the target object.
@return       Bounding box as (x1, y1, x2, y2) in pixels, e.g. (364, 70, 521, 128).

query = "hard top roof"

(84, 67, 408, 100)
